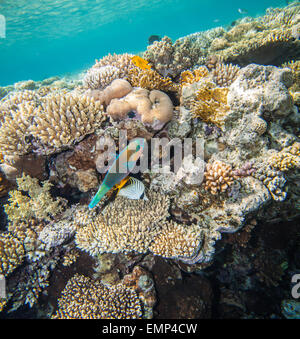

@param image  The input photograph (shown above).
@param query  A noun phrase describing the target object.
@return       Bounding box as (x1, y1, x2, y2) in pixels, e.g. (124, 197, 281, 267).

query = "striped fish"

(118, 177, 148, 201)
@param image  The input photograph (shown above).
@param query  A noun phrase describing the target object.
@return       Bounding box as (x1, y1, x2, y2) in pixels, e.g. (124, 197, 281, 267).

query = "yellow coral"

(4, 174, 66, 223)
(269, 143, 300, 172)
(131, 55, 151, 70)
(191, 82, 229, 127)
(0, 173, 9, 198)
(0, 232, 25, 276)
(180, 67, 209, 87)
(128, 67, 179, 93)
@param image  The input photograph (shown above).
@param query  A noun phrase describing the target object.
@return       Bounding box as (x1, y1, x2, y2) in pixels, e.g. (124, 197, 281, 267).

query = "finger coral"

(0, 232, 25, 276)
(191, 82, 229, 127)
(203, 160, 235, 195)
(0, 102, 36, 155)
(52, 273, 142, 319)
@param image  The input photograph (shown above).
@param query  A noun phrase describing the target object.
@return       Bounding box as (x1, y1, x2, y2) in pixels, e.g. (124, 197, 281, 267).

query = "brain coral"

(52, 273, 142, 319)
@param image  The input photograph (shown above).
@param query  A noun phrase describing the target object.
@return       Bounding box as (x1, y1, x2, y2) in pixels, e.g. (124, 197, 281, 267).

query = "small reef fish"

(88, 138, 145, 209)
(118, 177, 148, 201)
(281, 300, 300, 319)
(148, 35, 161, 45)
(238, 8, 248, 14)
(131, 55, 151, 70)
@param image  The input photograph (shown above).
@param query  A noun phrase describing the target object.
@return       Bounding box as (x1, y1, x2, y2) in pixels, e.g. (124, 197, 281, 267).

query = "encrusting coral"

(0, 232, 25, 276)
(52, 273, 142, 319)
(268, 142, 300, 172)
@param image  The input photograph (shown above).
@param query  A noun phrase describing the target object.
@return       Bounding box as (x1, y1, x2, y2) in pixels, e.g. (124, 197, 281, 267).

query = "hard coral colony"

(0, 2, 299, 320)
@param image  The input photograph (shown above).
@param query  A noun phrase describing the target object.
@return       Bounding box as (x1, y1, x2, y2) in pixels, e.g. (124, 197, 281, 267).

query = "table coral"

(52, 273, 142, 319)
(75, 191, 170, 256)
(0, 232, 25, 276)
(149, 221, 202, 259)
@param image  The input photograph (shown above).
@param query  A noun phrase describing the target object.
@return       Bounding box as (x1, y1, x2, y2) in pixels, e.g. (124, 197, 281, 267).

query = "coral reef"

(0, 233, 24, 276)
(0, 2, 299, 320)
(4, 174, 66, 223)
(52, 273, 142, 319)
(203, 160, 235, 195)
(191, 82, 229, 127)
(107, 87, 174, 129)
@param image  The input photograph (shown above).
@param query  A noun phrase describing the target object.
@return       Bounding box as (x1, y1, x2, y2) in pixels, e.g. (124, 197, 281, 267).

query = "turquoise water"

(0, 0, 290, 85)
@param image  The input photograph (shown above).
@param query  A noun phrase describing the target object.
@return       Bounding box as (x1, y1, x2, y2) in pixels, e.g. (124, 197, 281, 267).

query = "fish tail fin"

(88, 184, 111, 209)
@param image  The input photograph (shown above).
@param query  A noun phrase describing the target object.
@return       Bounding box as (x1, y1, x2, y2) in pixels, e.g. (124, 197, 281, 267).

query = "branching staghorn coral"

(0, 232, 25, 276)
(143, 36, 204, 78)
(0, 102, 36, 155)
(4, 174, 66, 223)
(203, 160, 235, 195)
(91, 53, 135, 79)
(31, 93, 105, 153)
(52, 273, 142, 319)
(191, 82, 229, 127)
(83, 65, 120, 90)
(211, 63, 240, 87)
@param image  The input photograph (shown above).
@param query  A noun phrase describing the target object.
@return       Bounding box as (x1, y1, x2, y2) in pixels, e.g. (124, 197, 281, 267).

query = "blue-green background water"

(0, 0, 292, 86)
